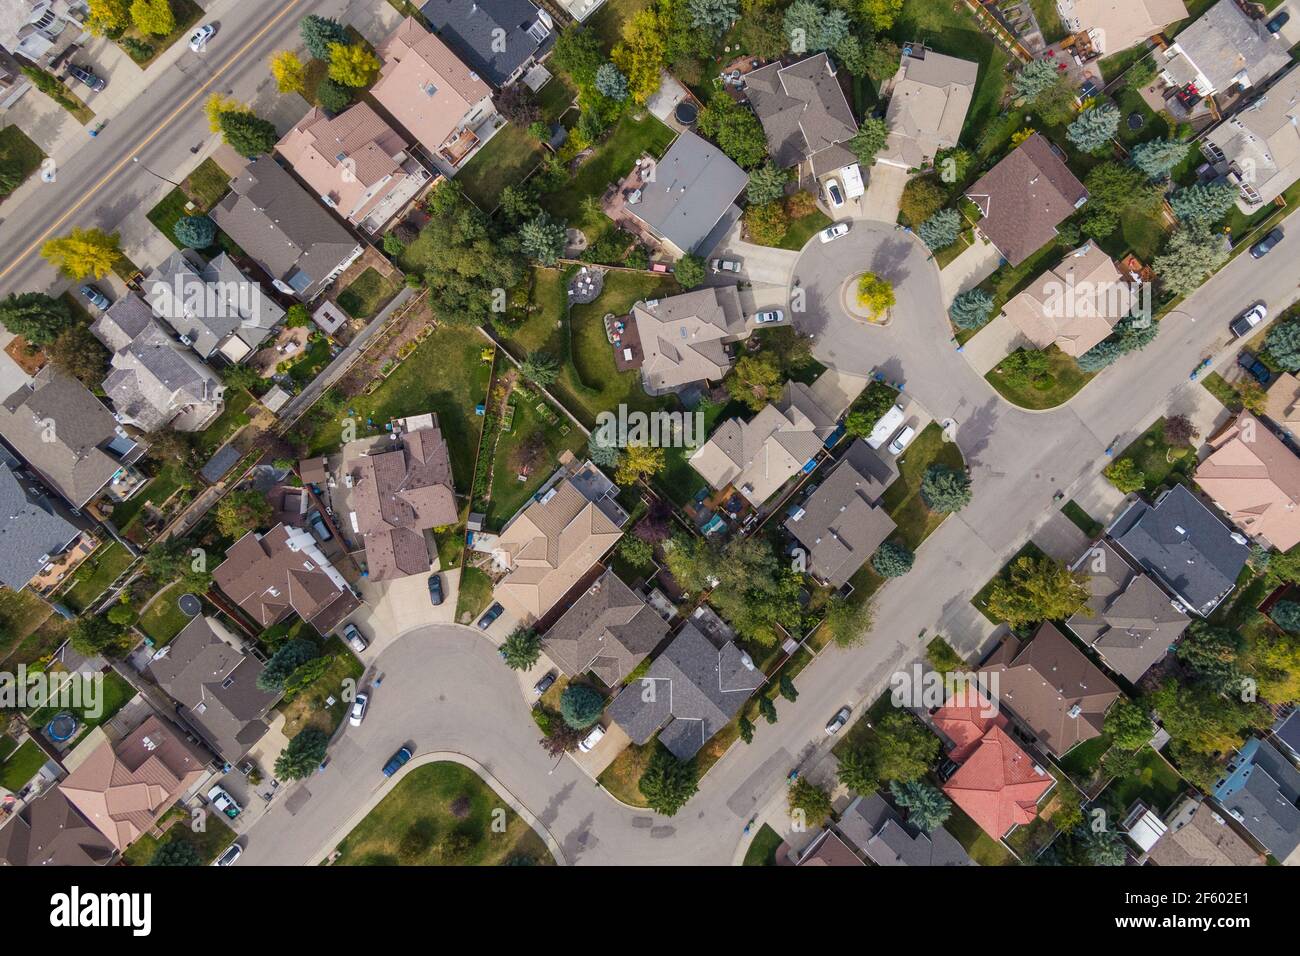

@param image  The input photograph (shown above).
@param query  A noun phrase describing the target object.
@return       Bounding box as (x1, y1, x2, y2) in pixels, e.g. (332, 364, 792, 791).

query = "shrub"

(871, 541, 914, 578)
(559, 683, 604, 729)
(316, 77, 352, 112)
(1104, 457, 1146, 493)
(173, 214, 216, 249)
(920, 464, 971, 513)
(743, 200, 789, 245)
(899, 177, 946, 227)
(1271, 600, 1300, 633)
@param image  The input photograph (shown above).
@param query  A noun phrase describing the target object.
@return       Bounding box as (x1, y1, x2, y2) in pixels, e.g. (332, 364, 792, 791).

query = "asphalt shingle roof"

(746, 53, 857, 169)
(0, 460, 80, 591)
(418, 0, 554, 87)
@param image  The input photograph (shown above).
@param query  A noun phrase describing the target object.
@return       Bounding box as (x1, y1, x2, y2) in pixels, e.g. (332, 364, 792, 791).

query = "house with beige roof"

(60, 714, 209, 853)
(275, 102, 432, 234)
(493, 466, 625, 622)
(1195, 412, 1300, 552)
(1157, 0, 1291, 97)
(372, 16, 499, 175)
(1201, 64, 1300, 212)
(630, 285, 747, 396)
(1000, 242, 1137, 358)
(1147, 795, 1265, 866)
(542, 569, 669, 686)
(346, 416, 458, 581)
(878, 46, 977, 169)
(1264, 372, 1300, 440)
(1055, 0, 1187, 56)
(212, 523, 360, 634)
(690, 381, 838, 507)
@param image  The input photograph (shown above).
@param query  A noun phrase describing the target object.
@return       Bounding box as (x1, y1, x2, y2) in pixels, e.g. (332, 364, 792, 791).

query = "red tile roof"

(941, 725, 1053, 841)
(933, 687, 1010, 763)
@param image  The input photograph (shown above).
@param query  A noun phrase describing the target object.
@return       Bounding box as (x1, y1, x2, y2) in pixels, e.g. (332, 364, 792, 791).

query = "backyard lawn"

(108, 462, 191, 535)
(540, 111, 675, 225)
(0, 589, 54, 661)
(536, 75, 576, 123)
(59, 540, 134, 613)
(194, 387, 254, 455)
(456, 122, 544, 211)
(337, 268, 401, 319)
(304, 326, 491, 492)
(986, 346, 1094, 410)
(0, 740, 48, 791)
(484, 390, 585, 529)
(0, 126, 45, 204)
(27, 668, 136, 747)
(333, 761, 554, 865)
(1097, 746, 1186, 818)
(137, 583, 198, 645)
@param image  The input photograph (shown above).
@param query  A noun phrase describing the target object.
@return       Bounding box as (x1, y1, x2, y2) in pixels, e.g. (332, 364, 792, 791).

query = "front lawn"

(596, 739, 658, 808)
(1107, 417, 1196, 496)
(1202, 371, 1247, 412)
(742, 823, 784, 866)
(456, 122, 544, 211)
(276, 637, 364, 738)
(115, 0, 204, 68)
(986, 346, 1094, 410)
(776, 208, 834, 251)
(333, 761, 554, 865)
(0, 740, 48, 790)
(337, 268, 401, 319)
(454, 566, 494, 626)
(144, 157, 236, 254)
(122, 804, 234, 865)
(1061, 500, 1102, 539)
(0, 126, 46, 204)
(540, 111, 675, 225)
(59, 540, 134, 613)
(137, 583, 197, 645)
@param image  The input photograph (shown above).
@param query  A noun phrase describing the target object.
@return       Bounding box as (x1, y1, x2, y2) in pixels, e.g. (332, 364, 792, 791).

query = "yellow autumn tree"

(326, 41, 380, 88)
(614, 444, 665, 485)
(129, 0, 175, 37)
(41, 228, 122, 280)
(87, 0, 130, 34)
(611, 8, 666, 104)
(204, 93, 246, 132)
(270, 50, 307, 96)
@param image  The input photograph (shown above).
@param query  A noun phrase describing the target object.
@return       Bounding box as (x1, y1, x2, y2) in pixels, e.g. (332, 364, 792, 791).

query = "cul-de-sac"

(0, 0, 1298, 872)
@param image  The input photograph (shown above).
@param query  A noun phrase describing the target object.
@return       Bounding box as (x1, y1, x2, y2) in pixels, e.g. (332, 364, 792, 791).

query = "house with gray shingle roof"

(746, 53, 858, 176)
(607, 620, 764, 761)
(1157, 0, 1292, 97)
(145, 249, 284, 364)
(0, 787, 116, 867)
(1202, 65, 1300, 212)
(418, 0, 555, 88)
(542, 569, 669, 687)
(835, 793, 975, 866)
(91, 294, 225, 433)
(1212, 737, 1300, 864)
(0, 457, 82, 592)
(630, 285, 747, 396)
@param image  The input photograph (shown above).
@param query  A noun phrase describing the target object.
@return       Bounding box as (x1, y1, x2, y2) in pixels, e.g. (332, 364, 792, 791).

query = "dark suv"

(67, 64, 105, 91)
(1238, 349, 1273, 386)
(1250, 228, 1283, 259)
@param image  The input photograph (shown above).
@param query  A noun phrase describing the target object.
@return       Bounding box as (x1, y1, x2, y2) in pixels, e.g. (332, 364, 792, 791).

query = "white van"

(866, 404, 906, 449)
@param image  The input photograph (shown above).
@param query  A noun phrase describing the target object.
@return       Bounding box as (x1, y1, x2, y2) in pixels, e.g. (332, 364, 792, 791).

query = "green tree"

(150, 840, 201, 866)
(218, 110, 278, 156)
(315, 77, 352, 112)
(1077, 339, 1124, 372)
(1176, 621, 1243, 692)
(1066, 104, 1119, 153)
(783, 0, 849, 52)
(822, 595, 873, 648)
(275, 727, 329, 780)
(837, 744, 879, 793)
(985, 555, 1090, 627)
(999, 348, 1049, 388)
(778, 673, 798, 702)
(949, 288, 994, 330)
(618, 535, 655, 568)
(787, 777, 831, 824)
(674, 253, 706, 289)
(758, 694, 778, 723)
(552, 24, 604, 88)
(327, 41, 380, 87)
(1272, 600, 1300, 633)
(614, 444, 665, 485)
(1103, 457, 1145, 493)
(1170, 181, 1239, 227)
(47, 324, 110, 387)
(173, 214, 216, 249)
(1266, 320, 1300, 372)
(1152, 224, 1228, 296)
(889, 779, 951, 832)
(687, 0, 738, 32)
(215, 488, 273, 538)
(518, 212, 566, 266)
(1130, 138, 1190, 180)
(638, 748, 698, 815)
(738, 715, 755, 744)
(844, 383, 897, 436)
(899, 176, 946, 227)
(258, 638, 319, 691)
(919, 208, 962, 250)
(300, 14, 348, 60)
(0, 292, 73, 346)
(861, 0, 903, 29)
(519, 351, 560, 386)
(747, 161, 788, 204)
(874, 710, 941, 784)
(1148, 679, 1259, 755)
(593, 61, 629, 100)
(1013, 58, 1062, 99)
(847, 117, 888, 165)
(697, 93, 769, 168)
(560, 683, 604, 729)
(129, 0, 174, 37)
(501, 626, 543, 670)
(725, 351, 782, 410)
(871, 541, 914, 578)
(1104, 697, 1154, 751)
(68, 617, 130, 657)
(920, 464, 971, 513)
(742, 200, 789, 245)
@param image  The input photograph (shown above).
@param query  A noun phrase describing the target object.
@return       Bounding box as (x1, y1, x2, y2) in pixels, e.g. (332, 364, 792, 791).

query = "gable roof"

(145, 616, 279, 763)
(624, 130, 746, 254)
(1212, 737, 1300, 863)
(1149, 796, 1265, 866)
(746, 53, 857, 169)
(209, 157, 359, 299)
(783, 439, 897, 586)
(60, 714, 208, 852)
(542, 569, 669, 687)
(0, 787, 116, 867)
(631, 285, 746, 394)
(145, 250, 283, 360)
(1000, 242, 1133, 357)
(373, 16, 493, 154)
(836, 793, 975, 866)
(1204, 65, 1300, 207)
(1197, 412, 1300, 552)
(0, 459, 80, 591)
(966, 133, 1088, 266)
(418, 0, 554, 87)
(348, 423, 457, 581)
(1070, 0, 1187, 55)
(1265, 371, 1300, 437)
(880, 47, 978, 168)
(941, 723, 1053, 839)
(1109, 483, 1250, 616)
(1066, 540, 1189, 682)
(796, 828, 866, 866)
(981, 623, 1121, 756)
(494, 478, 624, 621)
(606, 621, 764, 760)
(933, 687, 1011, 763)
(1165, 0, 1292, 94)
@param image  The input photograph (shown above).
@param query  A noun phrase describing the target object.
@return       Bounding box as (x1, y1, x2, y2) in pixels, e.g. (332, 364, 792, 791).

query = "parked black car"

(1250, 228, 1284, 259)
(67, 64, 105, 91)
(1267, 10, 1289, 33)
(477, 602, 504, 630)
(1238, 349, 1273, 386)
(382, 746, 412, 777)
(427, 573, 443, 606)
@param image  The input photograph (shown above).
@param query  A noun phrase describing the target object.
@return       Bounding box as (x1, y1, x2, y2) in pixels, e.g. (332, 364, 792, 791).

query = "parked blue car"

(382, 746, 412, 778)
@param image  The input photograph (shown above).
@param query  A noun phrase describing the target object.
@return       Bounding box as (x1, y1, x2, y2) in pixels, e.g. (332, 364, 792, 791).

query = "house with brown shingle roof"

(347, 418, 458, 581)
(372, 16, 498, 174)
(60, 714, 209, 853)
(275, 102, 432, 234)
(965, 133, 1089, 267)
(1147, 795, 1265, 866)
(212, 523, 360, 634)
(980, 623, 1121, 757)
(745, 53, 858, 176)
(1195, 412, 1300, 552)
(0, 787, 117, 867)
(630, 285, 747, 396)
(541, 569, 669, 687)
(493, 471, 625, 622)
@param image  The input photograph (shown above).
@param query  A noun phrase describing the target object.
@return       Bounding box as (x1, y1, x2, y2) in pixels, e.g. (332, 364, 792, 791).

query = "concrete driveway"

(348, 569, 460, 658)
(939, 231, 1002, 304)
(861, 163, 908, 222)
(960, 313, 1031, 376)
(707, 219, 799, 286)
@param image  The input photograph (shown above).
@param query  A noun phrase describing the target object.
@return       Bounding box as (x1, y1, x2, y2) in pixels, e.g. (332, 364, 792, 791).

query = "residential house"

(614, 130, 747, 257)
(0, 366, 145, 510)
(0, 457, 82, 592)
(554, 0, 605, 21)
(60, 713, 209, 853)
(346, 416, 458, 581)
(745, 53, 858, 177)
(493, 464, 625, 622)
(418, 0, 555, 88)
(276, 103, 432, 234)
(541, 569, 670, 687)
(0, 0, 85, 63)
(934, 690, 1055, 841)
(878, 46, 977, 170)
(1066, 541, 1190, 683)
(965, 132, 1089, 267)
(0, 787, 116, 867)
(145, 250, 284, 364)
(90, 294, 225, 433)
(372, 16, 498, 175)
(795, 828, 865, 866)
(1055, 0, 1187, 56)
(629, 285, 747, 396)
(1274, 709, 1300, 763)
(1147, 795, 1266, 866)
(980, 623, 1121, 757)
(145, 615, 279, 764)
(1212, 736, 1300, 864)
(1196, 412, 1300, 551)
(835, 793, 975, 866)
(1108, 483, 1251, 616)
(1265, 372, 1300, 440)
(607, 620, 764, 761)
(690, 381, 839, 507)
(783, 439, 897, 587)
(209, 157, 364, 301)
(212, 523, 360, 634)
(1201, 65, 1300, 213)
(999, 242, 1138, 358)
(1157, 0, 1291, 97)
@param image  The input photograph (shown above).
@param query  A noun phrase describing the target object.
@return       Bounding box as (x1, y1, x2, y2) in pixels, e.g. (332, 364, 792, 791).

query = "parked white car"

(189, 24, 215, 51)
(887, 425, 917, 456)
(825, 706, 851, 735)
(349, 692, 369, 727)
(753, 310, 784, 324)
(825, 177, 845, 209)
(818, 222, 850, 243)
(579, 726, 606, 753)
(213, 843, 242, 866)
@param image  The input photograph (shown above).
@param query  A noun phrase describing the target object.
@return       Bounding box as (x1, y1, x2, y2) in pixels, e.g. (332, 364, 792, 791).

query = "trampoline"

(46, 712, 79, 743)
(675, 102, 698, 125)
(1127, 112, 1145, 131)
(178, 593, 202, 616)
